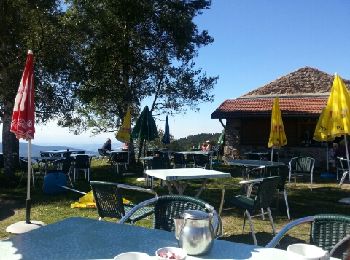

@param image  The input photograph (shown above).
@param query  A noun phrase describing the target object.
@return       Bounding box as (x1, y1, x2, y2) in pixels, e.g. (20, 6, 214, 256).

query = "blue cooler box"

(43, 171, 67, 194)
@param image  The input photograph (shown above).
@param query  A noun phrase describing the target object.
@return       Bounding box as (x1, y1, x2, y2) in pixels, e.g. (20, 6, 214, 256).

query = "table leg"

(166, 181, 174, 195)
(168, 181, 188, 195)
(195, 179, 208, 198)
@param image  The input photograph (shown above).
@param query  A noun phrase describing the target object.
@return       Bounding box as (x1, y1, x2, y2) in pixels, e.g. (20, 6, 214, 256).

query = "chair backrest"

(90, 181, 157, 220)
(274, 165, 288, 191)
(152, 156, 170, 169)
(110, 152, 129, 164)
(194, 154, 209, 168)
(185, 154, 195, 166)
(337, 157, 349, 170)
(311, 214, 350, 252)
(290, 156, 315, 173)
(153, 195, 211, 232)
(74, 155, 90, 169)
(173, 153, 186, 166)
(61, 157, 73, 174)
(254, 176, 280, 209)
(90, 181, 126, 218)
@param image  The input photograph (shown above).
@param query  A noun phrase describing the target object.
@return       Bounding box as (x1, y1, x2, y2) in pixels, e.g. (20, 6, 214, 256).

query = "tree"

(0, 0, 77, 179)
(63, 0, 217, 134)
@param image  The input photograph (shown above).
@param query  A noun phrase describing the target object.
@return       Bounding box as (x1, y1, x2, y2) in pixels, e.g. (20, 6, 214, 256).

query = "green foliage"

(169, 132, 221, 151)
(63, 0, 218, 134)
(0, 0, 78, 122)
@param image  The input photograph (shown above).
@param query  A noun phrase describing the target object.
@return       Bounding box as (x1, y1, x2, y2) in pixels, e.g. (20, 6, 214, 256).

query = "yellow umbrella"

(116, 106, 132, 143)
(314, 74, 350, 140)
(268, 97, 287, 161)
(313, 74, 350, 178)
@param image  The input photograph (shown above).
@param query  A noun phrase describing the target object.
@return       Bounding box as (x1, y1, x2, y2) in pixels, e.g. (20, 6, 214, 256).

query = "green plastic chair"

(226, 176, 280, 245)
(90, 181, 157, 224)
(119, 195, 222, 237)
(288, 156, 315, 189)
(266, 214, 350, 258)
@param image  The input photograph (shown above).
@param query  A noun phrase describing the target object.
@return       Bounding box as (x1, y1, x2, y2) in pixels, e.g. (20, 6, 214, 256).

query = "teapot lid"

(183, 210, 209, 220)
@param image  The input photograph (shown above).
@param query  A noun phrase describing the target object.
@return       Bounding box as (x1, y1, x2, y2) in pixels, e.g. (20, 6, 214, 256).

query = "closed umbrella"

(313, 74, 350, 184)
(268, 97, 287, 162)
(6, 50, 44, 233)
(161, 115, 170, 145)
(116, 106, 132, 143)
(132, 106, 158, 158)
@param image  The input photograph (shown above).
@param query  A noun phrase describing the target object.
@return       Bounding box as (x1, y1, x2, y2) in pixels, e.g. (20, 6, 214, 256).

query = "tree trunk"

(2, 99, 19, 180)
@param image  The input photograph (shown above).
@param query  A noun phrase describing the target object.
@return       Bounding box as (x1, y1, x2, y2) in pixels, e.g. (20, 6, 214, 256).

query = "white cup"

(114, 252, 151, 260)
(287, 243, 330, 260)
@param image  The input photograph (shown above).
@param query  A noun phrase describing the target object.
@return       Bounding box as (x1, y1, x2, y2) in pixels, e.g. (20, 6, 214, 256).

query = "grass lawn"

(1, 158, 349, 249)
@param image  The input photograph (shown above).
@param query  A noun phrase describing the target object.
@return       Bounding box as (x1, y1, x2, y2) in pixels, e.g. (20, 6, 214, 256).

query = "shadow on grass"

(0, 199, 23, 221)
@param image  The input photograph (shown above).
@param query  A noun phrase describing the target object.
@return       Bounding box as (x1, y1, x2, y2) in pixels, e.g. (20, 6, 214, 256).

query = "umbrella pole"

(345, 135, 350, 181)
(326, 143, 329, 172)
(25, 139, 32, 224)
(271, 148, 274, 162)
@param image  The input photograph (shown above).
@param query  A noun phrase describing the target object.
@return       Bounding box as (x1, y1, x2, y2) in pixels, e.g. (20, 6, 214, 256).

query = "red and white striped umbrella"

(10, 50, 35, 139)
(7, 51, 44, 233)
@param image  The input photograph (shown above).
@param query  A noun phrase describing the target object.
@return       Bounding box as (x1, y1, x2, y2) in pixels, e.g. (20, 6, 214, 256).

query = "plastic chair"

(119, 195, 222, 237)
(110, 151, 129, 175)
(266, 214, 350, 258)
(73, 155, 91, 182)
(336, 157, 347, 181)
(147, 156, 170, 187)
(337, 157, 350, 186)
(268, 165, 290, 219)
(194, 154, 210, 169)
(185, 154, 195, 168)
(226, 176, 280, 245)
(90, 181, 157, 223)
(173, 153, 186, 168)
(288, 156, 315, 189)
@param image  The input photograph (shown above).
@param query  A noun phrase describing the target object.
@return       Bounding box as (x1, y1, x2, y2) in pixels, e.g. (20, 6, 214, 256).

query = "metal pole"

(271, 148, 274, 162)
(345, 135, 350, 181)
(25, 139, 32, 224)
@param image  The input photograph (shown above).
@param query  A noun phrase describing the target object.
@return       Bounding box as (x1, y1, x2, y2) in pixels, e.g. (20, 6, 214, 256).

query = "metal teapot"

(176, 210, 217, 256)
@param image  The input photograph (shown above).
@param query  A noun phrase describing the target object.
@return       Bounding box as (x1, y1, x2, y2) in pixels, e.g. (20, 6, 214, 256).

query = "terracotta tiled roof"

(211, 96, 328, 119)
(211, 67, 350, 119)
(243, 67, 350, 96)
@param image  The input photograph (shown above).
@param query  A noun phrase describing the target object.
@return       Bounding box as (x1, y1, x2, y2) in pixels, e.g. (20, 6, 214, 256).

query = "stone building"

(211, 67, 350, 170)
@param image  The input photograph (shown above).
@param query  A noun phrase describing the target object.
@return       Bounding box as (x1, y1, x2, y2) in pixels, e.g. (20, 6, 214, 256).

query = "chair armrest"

(117, 183, 158, 197)
(239, 178, 264, 197)
(239, 178, 264, 185)
(329, 234, 350, 256)
(265, 216, 314, 248)
(119, 197, 158, 224)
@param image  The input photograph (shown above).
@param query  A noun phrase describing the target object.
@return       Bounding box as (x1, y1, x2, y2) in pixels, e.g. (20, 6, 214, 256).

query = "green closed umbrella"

(132, 106, 158, 158)
(161, 115, 170, 145)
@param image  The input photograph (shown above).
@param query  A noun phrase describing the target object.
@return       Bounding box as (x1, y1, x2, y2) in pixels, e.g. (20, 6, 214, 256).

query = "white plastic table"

(0, 217, 299, 260)
(145, 168, 231, 196)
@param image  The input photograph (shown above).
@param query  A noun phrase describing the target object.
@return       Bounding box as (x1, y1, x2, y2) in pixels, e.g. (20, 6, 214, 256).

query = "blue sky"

(9, 0, 350, 146)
